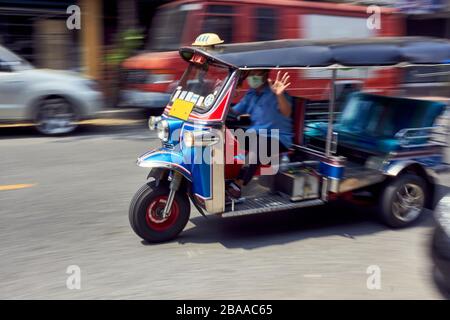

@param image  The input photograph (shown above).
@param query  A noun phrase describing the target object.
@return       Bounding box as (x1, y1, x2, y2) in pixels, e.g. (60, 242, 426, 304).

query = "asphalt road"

(1, 123, 449, 299)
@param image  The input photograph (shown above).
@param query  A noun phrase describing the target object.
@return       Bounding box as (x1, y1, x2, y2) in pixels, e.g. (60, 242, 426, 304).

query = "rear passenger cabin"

(296, 92, 447, 194)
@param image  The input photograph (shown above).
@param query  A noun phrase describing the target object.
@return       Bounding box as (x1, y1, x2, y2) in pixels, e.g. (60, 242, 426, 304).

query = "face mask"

(247, 75, 264, 89)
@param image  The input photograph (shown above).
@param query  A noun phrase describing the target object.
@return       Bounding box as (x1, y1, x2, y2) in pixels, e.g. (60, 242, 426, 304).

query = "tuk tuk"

(129, 35, 450, 243)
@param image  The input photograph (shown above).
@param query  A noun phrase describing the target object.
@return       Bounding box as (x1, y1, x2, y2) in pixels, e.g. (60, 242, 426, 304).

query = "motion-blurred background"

(1, 1, 450, 300)
(1, 0, 449, 110)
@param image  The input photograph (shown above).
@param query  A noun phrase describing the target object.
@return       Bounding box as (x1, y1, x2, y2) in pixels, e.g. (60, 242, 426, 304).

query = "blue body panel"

(319, 162, 344, 180)
(181, 124, 213, 199)
(137, 120, 215, 200)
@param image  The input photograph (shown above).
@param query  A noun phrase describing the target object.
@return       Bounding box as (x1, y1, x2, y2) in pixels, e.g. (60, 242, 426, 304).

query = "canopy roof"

(179, 37, 450, 69)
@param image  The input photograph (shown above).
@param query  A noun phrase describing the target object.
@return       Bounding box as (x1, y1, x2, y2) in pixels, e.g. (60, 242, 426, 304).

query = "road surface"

(0, 123, 449, 299)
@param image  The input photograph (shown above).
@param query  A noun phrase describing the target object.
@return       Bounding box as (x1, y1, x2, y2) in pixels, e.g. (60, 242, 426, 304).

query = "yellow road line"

(0, 123, 34, 128)
(80, 118, 143, 126)
(0, 118, 143, 129)
(0, 184, 36, 191)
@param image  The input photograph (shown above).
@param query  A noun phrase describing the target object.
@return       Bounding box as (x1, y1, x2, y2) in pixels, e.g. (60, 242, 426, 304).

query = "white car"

(0, 46, 103, 135)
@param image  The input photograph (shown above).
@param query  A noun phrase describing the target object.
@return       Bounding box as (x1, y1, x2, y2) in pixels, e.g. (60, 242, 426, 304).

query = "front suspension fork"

(162, 171, 183, 217)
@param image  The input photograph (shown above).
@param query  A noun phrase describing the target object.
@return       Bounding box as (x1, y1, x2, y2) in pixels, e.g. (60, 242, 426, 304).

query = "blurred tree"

(103, 0, 144, 107)
(104, 28, 144, 66)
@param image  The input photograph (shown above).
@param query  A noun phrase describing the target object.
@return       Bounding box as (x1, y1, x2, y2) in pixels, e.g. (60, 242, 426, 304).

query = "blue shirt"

(232, 85, 293, 148)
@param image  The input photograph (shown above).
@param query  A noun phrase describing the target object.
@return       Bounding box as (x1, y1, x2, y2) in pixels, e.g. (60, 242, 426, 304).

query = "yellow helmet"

(192, 33, 224, 47)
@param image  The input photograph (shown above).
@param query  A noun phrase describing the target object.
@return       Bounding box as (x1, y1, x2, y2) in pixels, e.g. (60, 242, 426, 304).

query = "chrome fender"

(137, 149, 192, 181)
(384, 160, 423, 177)
(384, 160, 437, 181)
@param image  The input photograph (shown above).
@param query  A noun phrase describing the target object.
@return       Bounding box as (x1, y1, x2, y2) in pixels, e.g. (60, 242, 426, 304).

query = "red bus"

(119, 0, 404, 111)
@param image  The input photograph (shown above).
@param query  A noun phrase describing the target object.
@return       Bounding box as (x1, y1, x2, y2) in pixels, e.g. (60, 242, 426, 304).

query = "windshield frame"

(166, 59, 234, 119)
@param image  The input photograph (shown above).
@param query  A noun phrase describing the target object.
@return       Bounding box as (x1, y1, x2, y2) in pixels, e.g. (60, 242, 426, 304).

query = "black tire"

(34, 96, 79, 135)
(378, 174, 427, 228)
(129, 183, 190, 243)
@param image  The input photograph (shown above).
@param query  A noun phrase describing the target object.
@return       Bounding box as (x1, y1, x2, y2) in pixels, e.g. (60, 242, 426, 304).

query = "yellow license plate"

(169, 99, 195, 120)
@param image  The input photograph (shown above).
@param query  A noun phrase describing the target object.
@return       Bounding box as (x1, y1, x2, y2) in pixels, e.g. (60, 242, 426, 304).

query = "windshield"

(0, 46, 33, 71)
(168, 61, 231, 114)
(148, 6, 187, 51)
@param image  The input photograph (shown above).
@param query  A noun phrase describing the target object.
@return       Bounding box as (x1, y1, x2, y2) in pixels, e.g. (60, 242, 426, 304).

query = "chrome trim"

(203, 126, 226, 214)
(395, 126, 447, 148)
(384, 160, 421, 177)
(331, 132, 339, 155)
(294, 145, 347, 165)
(163, 171, 183, 217)
(325, 69, 337, 157)
(389, 148, 443, 158)
(136, 161, 192, 181)
(329, 178, 340, 194)
(321, 178, 329, 201)
(184, 130, 220, 147)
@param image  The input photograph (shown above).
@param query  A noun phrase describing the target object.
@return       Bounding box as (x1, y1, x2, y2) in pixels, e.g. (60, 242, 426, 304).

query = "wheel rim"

(392, 183, 425, 222)
(145, 195, 180, 231)
(36, 98, 77, 134)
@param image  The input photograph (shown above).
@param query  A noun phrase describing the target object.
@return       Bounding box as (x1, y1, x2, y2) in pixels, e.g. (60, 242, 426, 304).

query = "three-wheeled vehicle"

(129, 35, 450, 243)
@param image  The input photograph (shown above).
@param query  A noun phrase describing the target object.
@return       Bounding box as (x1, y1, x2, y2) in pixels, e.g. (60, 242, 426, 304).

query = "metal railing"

(395, 126, 448, 148)
(304, 100, 343, 124)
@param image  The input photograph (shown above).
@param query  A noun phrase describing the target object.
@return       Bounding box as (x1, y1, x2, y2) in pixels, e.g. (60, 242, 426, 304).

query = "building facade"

(0, 0, 448, 81)
(0, 0, 169, 79)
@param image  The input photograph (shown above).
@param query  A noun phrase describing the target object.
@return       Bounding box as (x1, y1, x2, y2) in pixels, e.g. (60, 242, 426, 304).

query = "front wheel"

(129, 183, 190, 243)
(377, 174, 427, 228)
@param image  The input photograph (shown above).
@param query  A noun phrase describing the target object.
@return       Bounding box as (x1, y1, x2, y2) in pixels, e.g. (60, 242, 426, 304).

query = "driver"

(227, 70, 293, 199)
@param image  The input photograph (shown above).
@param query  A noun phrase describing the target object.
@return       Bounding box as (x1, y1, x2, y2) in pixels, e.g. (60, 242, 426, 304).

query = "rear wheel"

(129, 183, 190, 243)
(378, 174, 427, 228)
(34, 97, 78, 135)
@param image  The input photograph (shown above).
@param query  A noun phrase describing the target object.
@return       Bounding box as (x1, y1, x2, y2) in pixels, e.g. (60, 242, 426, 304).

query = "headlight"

(435, 195, 450, 237)
(157, 120, 169, 142)
(148, 116, 161, 131)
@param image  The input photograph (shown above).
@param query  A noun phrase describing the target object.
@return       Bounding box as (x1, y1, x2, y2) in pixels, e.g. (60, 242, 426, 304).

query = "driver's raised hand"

(268, 71, 291, 96)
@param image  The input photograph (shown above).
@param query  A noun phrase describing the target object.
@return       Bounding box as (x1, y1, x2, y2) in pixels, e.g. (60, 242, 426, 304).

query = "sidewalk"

(0, 107, 151, 129)
(96, 107, 150, 120)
